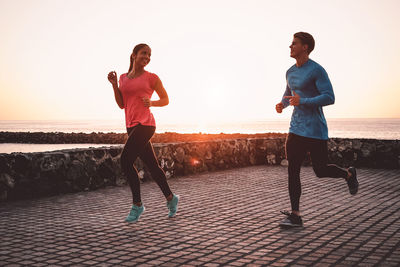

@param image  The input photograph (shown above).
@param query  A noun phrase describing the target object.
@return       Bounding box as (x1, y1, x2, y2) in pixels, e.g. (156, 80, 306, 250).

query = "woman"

(107, 43, 179, 223)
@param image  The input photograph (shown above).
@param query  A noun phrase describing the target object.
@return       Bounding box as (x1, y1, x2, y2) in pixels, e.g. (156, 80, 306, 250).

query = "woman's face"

(132, 46, 151, 68)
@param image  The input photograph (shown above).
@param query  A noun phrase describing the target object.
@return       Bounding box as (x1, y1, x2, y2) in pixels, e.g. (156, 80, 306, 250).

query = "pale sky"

(0, 0, 399, 124)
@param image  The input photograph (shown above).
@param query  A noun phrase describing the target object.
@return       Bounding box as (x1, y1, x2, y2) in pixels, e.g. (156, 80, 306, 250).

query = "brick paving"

(1, 166, 400, 266)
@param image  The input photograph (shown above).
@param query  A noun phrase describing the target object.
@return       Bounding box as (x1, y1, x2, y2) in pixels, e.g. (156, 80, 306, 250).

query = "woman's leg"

(121, 125, 153, 204)
(138, 128, 179, 217)
(139, 140, 173, 199)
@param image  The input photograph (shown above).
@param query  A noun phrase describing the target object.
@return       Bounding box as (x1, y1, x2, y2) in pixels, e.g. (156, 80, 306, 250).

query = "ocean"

(0, 118, 399, 153)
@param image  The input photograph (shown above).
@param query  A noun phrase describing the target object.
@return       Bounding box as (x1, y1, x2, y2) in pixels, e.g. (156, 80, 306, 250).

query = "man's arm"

(281, 84, 292, 108)
(299, 67, 335, 107)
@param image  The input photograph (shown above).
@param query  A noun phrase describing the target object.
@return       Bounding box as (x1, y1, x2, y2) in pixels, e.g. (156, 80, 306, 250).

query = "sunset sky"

(0, 0, 399, 125)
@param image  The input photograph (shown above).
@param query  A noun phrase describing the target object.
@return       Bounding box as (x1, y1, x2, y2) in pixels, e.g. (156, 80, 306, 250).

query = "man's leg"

(279, 133, 308, 227)
(280, 133, 307, 227)
(309, 138, 359, 195)
(286, 133, 307, 214)
(309, 138, 348, 178)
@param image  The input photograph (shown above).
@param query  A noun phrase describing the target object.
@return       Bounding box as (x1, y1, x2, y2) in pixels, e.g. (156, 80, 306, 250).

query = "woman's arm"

(112, 84, 124, 109)
(108, 71, 124, 109)
(142, 77, 169, 107)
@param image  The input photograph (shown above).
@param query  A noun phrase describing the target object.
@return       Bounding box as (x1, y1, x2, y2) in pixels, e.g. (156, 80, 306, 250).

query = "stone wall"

(328, 138, 400, 169)
(0, 131, 126, 144)
(0, 138, 399, 202)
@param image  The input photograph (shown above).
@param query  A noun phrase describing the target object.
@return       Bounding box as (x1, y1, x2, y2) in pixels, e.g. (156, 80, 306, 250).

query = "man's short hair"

(294, 32, 315, 54)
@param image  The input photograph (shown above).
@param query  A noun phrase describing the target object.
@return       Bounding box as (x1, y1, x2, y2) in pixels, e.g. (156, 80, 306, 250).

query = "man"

(276, 32, 359, 228)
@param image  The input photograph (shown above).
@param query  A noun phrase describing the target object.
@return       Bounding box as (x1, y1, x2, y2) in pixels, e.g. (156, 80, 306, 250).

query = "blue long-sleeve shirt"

(282, 59, 335, 140)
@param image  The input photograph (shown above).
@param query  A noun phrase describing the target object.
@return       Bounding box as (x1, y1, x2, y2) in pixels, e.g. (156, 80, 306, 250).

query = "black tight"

(121, 124, 172, 203)
(286, 133, 348, 212)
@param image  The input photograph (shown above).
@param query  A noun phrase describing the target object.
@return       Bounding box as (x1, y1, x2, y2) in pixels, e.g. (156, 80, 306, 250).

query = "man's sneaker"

(347, 167, 359, 195)
(279, 211, 303, 228)
(167, 194, 179, 218)
(125, 204, 145, 223)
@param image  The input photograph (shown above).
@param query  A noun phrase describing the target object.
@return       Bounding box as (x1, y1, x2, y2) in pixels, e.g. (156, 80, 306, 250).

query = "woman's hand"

(142, 97, 151, 107)
(108, 71, 118, 86)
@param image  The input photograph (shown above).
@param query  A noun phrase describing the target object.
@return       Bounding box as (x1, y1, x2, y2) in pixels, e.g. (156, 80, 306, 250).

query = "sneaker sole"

(279, 222, 303, 228)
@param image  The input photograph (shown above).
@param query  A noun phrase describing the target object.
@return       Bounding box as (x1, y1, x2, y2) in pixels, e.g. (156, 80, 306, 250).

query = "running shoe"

(347, 167, 359, 195)
(125, 204, 145, 223)
(279, 210, 303, 227)
(167, 194, 179, 218)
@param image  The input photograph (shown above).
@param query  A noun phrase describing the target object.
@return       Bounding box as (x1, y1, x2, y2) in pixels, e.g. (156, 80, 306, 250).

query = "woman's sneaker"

(279, 211, 303, 228)
(347, 167, 359, 195)
(167, 194, 179, 217)
(125, 205, 145, 223)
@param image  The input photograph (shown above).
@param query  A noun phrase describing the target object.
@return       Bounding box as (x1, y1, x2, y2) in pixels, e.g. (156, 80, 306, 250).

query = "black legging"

(121, 124, 172, 203)
(286, 133, 348, 212)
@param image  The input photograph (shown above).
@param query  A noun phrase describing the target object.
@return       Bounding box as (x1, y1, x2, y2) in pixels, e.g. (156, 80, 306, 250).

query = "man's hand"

(276, 102, 284, 113)
(284, 90, 300, 106)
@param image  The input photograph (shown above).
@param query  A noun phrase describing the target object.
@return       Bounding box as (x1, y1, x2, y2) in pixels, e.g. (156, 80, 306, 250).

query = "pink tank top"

(118, 71, 159, 128)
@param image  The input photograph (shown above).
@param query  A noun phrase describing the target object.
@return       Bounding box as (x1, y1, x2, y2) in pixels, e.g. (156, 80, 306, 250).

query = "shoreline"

(1, 131, 399, 146)
(0, 131, 288, 144)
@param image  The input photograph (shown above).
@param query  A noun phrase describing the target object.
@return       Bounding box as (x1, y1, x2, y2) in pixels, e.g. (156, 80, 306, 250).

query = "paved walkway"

(1, 166, 399, 266)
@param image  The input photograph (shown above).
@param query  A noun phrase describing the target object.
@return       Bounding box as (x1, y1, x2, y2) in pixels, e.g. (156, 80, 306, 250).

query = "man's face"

(289, 37, 308, 58)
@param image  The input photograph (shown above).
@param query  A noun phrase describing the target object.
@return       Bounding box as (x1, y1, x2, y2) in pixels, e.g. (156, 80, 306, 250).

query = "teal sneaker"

(167, 194, 179, 217)
(125, 204, 145, 223)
